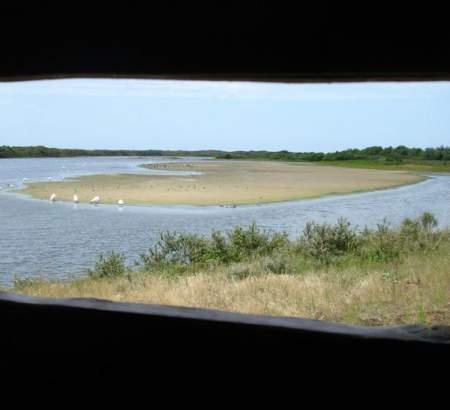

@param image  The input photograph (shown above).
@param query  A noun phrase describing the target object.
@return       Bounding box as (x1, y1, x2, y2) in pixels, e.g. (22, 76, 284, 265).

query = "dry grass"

(19, 160, 423, 205)
(14, 249, 449, 326)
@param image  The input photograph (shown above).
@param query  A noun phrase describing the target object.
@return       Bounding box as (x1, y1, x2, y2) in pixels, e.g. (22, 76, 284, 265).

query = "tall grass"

(10, 212, 450, 326)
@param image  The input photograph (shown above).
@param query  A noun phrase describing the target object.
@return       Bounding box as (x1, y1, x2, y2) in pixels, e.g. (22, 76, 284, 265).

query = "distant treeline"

(0, 145, 164, 158)
(217, 145, 450, 163)
(0, 145, 226, 159)
(1, 144, 449, 162)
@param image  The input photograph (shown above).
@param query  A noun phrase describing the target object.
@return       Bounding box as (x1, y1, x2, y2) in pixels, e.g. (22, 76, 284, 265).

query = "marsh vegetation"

(13, 212, 450, 326)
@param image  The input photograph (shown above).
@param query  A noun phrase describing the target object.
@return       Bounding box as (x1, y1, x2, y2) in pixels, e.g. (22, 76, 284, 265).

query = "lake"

(0, 156, 449, 286)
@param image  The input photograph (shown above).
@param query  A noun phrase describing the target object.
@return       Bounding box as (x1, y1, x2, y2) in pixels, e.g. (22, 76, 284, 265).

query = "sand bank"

(20, 160, 424, 206)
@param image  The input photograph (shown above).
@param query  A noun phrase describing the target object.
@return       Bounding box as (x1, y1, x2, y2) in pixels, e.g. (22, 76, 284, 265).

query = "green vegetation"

(12, 212, 449, 326)
(317, 159, 450, 172)
(138, 223, 289, 269)
(2, 145, 450, 173)
(128, 213, 445, 276)
(217, 146, 450, 172)
(108, 211, 441, 281)
(17, 212, 446, 280)
(0, 145, 222, 158)
(217, 145, 450, 163)
(0, 145, 164, 158)
(87, 251, 127, 279)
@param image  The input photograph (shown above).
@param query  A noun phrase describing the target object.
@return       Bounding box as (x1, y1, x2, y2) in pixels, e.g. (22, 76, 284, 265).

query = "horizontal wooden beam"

(1, 291, 448, 353)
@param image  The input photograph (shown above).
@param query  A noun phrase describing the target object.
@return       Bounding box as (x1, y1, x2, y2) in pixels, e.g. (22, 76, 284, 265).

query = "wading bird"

(50, 193, 56, 201)
(118, 199, 124, 206)
(73, 194, 79, 203)
(90, 196, 100, 204)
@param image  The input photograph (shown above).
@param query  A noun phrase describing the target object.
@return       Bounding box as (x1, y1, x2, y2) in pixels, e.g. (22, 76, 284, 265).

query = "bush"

(359, 219, 401, 262)
(227, 223, 289, 262)
(420, 212, 438, 230)
(138, 222, 289, 270)
(88, 251, 127, 279)
(298, 218, 360, 264)
(359, 212, 440, 262)
(294, 212, 441, 265)
(127, 212, 444, 273)
(139, 231, 209, 269)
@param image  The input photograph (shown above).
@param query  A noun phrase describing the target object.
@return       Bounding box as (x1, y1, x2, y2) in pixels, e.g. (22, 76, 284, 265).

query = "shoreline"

(3, 174, 430, 216)
(7, 215, 450, 327)
(15, 160, 427, 207)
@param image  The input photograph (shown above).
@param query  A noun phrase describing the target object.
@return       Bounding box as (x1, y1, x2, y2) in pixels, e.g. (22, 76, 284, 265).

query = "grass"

(19, 160, 422, 206)
(318, 159, 450, 173)
(10, 213, 450, 326)
(12, 247, 449, 326)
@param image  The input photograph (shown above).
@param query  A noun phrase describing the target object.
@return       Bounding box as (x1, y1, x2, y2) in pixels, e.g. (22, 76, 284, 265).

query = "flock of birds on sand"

(1, 172, 239, 209)
(0, 182, 123, 206)
(3, 175, 126, 206)
(0, 175, 122, 206)
(49, 192, 124, 207)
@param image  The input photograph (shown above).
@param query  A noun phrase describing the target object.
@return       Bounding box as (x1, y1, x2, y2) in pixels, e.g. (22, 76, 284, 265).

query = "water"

(1, 156, 449, 286)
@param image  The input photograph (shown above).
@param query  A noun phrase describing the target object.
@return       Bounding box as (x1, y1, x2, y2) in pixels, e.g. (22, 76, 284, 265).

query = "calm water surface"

(1, 157, 449, 286)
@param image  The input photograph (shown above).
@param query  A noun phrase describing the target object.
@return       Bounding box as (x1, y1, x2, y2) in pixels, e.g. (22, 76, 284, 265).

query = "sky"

(0, 79, 449, 152)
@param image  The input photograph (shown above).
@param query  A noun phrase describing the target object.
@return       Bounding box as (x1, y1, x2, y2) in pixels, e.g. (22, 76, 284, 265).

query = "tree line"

(216, 145, 450, 163)
(0, 145, 166, 158)
(1, 144, 449, 162)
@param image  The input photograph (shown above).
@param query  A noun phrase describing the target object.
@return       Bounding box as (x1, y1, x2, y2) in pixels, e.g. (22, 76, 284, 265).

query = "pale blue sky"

(0, 79, 448, 152)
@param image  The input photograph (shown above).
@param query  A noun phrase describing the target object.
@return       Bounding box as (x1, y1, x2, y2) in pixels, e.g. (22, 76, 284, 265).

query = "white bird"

(73, 194, 79, 203)
(118, 199, 124, 206)
(90, 196, 100, 204)
(50, 193, 57, 201)
(22, 177, 29, 182)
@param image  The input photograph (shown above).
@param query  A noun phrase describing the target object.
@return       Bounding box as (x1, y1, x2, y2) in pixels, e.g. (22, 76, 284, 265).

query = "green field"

(317, 159, 450, 173)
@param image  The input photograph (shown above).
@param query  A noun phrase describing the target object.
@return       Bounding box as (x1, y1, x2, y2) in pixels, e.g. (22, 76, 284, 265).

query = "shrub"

(358, 212, 440, 262)
(298, 218, 360, 264)
(139, 231, 209, 269)
(135, 212, 444, 273)
(88, 251, 127, 279)
(420, 212, 438, 230)
(138, 222, 289, 270)
(359, 219, 402, 262)
(227, 222, 289, 261)
(400, 212, 440, 252)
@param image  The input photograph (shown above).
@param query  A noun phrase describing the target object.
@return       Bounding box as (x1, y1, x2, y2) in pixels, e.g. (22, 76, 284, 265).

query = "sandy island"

(20, 160, 424, 206)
